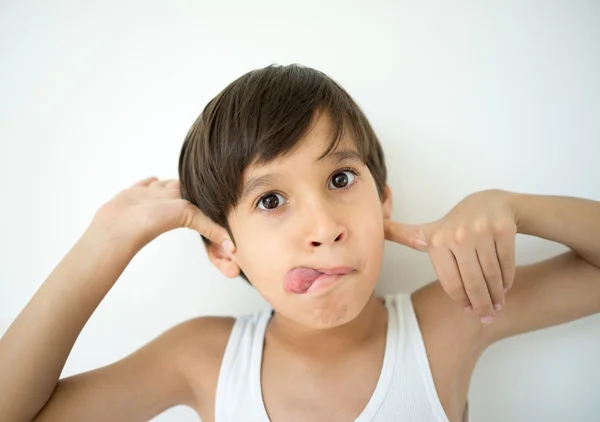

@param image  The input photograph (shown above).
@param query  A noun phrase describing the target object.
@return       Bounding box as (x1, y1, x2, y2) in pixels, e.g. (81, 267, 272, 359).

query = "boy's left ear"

(381, 184, 393, 219)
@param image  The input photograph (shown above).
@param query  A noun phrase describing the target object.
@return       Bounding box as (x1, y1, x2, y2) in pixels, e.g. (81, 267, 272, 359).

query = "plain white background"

(1, 1, 599, 421)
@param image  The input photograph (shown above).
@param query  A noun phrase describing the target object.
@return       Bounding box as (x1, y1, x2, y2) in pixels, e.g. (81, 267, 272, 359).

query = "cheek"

(355, 194, 386, 241)
(353, 195, 386, 271)
(233, 228, 288, 281)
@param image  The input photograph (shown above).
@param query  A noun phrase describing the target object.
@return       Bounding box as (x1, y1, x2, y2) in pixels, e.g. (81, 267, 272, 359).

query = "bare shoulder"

(410, 282, 485, 421)
(34, 316, 235, 422)
(167, 316, 236, 412)
(169, 315, 235, 357)
(412, 281, 485, 355)
(410, 251, 600, 421)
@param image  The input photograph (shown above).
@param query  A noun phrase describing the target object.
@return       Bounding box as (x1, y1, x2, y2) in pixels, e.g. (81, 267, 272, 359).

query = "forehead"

(237, 115, 364, 202)
(245, 113, 360, 175)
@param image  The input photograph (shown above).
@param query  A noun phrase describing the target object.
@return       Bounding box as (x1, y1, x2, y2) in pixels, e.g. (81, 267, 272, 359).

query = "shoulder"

(161, 316, 236, 412)
(411, 281, 484, 350)
(32, 316, 236, 422)
(411, 281, 486, 368)
(167, 315, 236, 353)
(410, 282, 485, 420)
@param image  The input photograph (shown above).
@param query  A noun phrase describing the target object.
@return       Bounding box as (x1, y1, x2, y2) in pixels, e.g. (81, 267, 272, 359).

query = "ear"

(206, 239, 241, 279)
(381, 184, 393, 219)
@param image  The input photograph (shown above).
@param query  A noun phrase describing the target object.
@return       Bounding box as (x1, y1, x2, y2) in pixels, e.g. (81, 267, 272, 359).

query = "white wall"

(1, 1, 599, 421)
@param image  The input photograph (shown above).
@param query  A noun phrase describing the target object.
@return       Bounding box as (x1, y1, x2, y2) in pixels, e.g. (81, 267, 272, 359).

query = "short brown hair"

(178, 64, 387, 282)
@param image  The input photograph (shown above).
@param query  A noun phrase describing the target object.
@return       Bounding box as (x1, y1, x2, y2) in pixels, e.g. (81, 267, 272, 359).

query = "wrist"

(502, 190, 529, 234)
(84, 218, 144, 259)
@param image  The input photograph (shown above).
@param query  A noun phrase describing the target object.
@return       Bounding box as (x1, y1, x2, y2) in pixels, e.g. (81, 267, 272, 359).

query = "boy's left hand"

(384, 189, 518, 323)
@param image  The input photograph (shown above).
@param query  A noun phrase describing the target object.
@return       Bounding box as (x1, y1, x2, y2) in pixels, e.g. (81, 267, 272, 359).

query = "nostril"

(311, 241, 321, 247)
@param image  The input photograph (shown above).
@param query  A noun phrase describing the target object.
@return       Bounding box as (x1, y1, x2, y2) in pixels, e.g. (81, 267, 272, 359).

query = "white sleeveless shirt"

(215, 292, 469, 421)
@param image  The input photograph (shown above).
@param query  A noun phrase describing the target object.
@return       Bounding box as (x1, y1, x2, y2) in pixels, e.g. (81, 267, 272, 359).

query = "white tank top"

(215, 292, 469, 421)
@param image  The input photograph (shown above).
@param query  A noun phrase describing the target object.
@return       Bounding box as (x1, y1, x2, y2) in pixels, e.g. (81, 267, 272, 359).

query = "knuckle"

(487, 278, 504, 295)
(454, 227, 469, 245)
(430, 233, 446, 249)
(473, 218, 490, 235)
(500, 265, 516, 283)
(498, 253, 512, 265)
(480, 259, 498, 275)
(501, 260, 515, 273)
(483, 266, 502, 282)
(463, 279, 486, 294)
(493, 220, 516, 236)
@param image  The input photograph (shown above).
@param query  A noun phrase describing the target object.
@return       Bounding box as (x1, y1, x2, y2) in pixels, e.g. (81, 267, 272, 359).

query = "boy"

(1, 64, 599, 422)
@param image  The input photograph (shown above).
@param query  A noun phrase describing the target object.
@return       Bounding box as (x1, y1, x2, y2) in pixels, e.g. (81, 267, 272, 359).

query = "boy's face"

(211, 113, 392, 329)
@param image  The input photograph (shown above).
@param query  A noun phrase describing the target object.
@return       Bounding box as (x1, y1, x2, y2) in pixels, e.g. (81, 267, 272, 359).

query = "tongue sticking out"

(284, 268, 324, 293)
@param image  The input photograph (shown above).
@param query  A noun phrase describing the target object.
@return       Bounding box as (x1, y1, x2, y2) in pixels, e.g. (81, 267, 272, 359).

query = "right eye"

(257, 192, 287, 212)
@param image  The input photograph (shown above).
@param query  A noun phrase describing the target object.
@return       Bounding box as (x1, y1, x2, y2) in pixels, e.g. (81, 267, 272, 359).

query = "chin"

(307, 284, 375, 329)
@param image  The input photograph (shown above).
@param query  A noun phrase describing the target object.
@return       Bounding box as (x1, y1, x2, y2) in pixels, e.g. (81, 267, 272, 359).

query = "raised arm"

(0, 178, 230, 422)
(485, 192, 600, 342)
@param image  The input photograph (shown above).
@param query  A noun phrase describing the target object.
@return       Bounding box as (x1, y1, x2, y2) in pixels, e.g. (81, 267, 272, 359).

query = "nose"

(302, 198, 348, 249)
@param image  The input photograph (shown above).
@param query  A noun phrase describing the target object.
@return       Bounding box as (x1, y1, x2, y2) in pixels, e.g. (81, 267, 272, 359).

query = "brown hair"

(178, 64, 387, 282)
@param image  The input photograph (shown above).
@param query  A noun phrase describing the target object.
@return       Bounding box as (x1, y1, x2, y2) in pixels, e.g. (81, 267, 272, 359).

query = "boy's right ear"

(205, 239, 240, 279)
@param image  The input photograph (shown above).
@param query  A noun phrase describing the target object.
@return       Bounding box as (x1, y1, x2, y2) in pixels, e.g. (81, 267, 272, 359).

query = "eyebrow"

(239, 149, 363, 203)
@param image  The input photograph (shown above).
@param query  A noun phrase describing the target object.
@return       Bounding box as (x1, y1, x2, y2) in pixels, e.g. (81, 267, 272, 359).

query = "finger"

(164, 179, 180, 189)
(156, 179, 177, 188)
(149, 179, 163, 188)
(181, 201, 232, 249)
(384, 220, 428, 251)
(476, 240, 505, 311)
(453, 248, 495, 322)
(132, 176, 158, 187)
(495, 229, 516, 292)
(429, 247, 472, 310)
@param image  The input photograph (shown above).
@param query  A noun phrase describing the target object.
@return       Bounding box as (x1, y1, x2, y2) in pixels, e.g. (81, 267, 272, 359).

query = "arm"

(385, 189, 600, 339)
(0, 227, 144, 422)
(512, 193, 600, 268)
(484, 192, 600, 343)
(32, 315, 233, 422)
(0, 178, 230, 422)
(397, 192, 600, 418)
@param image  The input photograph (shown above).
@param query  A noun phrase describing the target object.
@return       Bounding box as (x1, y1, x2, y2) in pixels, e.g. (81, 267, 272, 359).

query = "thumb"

(384, 219, 429, 252)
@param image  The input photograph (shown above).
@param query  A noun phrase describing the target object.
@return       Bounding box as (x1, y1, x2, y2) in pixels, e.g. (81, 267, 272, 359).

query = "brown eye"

(329, 170, 355, 189)
(258, 193, 286, 211)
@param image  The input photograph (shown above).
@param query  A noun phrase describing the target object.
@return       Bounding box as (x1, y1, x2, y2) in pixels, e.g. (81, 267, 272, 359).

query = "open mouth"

(284, 267, 354, 294)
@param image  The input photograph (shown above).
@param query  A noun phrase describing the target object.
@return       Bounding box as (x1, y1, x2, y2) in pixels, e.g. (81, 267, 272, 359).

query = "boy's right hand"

(92, 176, 228, 250)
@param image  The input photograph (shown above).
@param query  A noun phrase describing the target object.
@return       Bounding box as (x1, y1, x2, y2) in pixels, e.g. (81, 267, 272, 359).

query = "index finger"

(182, 201, 231, 247)
(384, 220, 428, 251)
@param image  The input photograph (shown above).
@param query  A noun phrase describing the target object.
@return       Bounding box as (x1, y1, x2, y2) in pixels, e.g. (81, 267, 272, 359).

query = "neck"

(267, 294, 387, 355)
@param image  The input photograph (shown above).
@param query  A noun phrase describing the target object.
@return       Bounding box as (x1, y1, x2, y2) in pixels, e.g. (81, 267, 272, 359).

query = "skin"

(219, 113, 390, 334)
(1, 113, 600, 422)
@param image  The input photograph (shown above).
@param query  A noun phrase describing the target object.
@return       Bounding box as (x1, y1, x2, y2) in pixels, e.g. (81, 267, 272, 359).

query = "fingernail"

(480, 315, 494, 324)
(494, 303, 503, 311)
(463, 305, 473, 312)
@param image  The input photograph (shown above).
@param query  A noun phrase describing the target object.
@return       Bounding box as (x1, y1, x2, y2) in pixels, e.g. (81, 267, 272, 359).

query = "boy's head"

(179, 64, 392, 328)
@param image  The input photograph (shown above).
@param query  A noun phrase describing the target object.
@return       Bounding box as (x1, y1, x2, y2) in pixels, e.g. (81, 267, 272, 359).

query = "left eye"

(328, 170, 356, 189)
